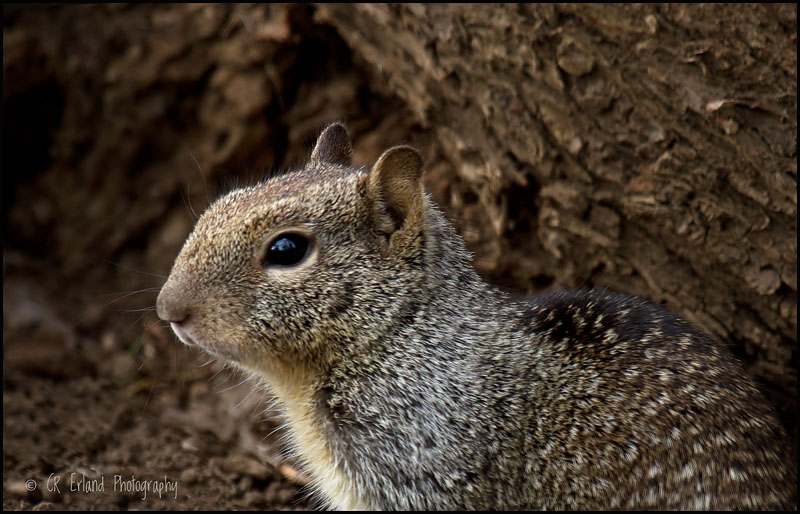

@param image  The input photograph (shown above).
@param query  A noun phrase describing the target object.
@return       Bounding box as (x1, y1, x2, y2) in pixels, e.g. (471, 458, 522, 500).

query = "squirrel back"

(157, 122, 796, 509)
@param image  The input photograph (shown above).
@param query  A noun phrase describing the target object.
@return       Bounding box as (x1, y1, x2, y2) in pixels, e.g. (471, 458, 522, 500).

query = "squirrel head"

(156, 122, 428, 376)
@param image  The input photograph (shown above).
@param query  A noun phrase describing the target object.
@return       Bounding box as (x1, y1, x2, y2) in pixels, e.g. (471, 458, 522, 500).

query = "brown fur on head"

(156, 121, 427, 378)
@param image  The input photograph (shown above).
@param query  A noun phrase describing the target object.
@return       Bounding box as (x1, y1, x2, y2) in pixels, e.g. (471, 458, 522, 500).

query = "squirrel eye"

(263, 233, 311, 267)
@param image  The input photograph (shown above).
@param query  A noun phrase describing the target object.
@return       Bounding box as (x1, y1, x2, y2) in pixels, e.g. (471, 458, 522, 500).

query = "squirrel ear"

(310, 121, 352, 166)
(367, 145, 425, 236)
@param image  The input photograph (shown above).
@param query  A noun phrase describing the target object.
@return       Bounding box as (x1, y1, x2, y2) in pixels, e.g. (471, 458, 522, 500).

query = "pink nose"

(156, 279, 191, 324)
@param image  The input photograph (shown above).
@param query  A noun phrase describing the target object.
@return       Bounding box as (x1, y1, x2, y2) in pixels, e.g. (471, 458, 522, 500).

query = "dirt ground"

(3, 4, 796, 511)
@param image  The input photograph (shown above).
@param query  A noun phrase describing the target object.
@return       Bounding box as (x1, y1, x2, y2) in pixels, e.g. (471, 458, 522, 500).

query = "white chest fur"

(244, 362, 368, 510)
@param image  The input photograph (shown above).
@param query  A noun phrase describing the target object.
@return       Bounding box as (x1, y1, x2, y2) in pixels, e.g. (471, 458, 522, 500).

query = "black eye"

(263, 233, 311, 267)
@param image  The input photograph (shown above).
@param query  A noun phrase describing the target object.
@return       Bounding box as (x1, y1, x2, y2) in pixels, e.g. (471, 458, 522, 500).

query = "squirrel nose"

(156, 280, 191, 323)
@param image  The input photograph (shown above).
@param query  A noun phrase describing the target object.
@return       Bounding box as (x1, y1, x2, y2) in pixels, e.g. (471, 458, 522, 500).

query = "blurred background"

(3, 4, 796, 510)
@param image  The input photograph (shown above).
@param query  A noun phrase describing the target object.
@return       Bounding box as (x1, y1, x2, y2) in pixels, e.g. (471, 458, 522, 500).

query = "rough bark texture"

(316, 3, 798, 420)
(3, 3, 796, 510)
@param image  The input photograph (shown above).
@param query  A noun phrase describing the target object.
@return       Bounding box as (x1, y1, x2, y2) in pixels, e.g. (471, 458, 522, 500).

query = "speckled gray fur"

(157, 122, 796, 510)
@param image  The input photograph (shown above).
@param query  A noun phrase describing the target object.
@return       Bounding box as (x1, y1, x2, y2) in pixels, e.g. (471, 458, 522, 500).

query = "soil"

(3, 3, 796, 511)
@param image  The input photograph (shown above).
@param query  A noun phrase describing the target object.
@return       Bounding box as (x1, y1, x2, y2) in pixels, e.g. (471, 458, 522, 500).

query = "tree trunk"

(316, 3, 797, 426)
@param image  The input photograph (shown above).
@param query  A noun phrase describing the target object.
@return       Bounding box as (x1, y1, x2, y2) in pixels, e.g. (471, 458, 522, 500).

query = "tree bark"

(315, 4, 797, 422)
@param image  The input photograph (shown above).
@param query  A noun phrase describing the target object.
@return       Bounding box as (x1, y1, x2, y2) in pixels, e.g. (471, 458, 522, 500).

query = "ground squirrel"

(157, 122, 796, 510)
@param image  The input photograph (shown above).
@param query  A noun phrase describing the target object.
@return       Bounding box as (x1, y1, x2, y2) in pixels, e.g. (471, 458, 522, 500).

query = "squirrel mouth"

(169, 322, 232, 362)
(170, 322, 198, 347)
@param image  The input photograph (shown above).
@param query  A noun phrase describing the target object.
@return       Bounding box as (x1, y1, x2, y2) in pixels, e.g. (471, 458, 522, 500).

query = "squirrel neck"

(307, 203, 545, 509)
(341, 199, 523, 365)
(326, 199, 531, 376)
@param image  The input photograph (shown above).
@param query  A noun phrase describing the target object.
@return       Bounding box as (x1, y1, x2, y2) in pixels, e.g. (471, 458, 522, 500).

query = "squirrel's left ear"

(366, 145, 425, 248)
(310, 121, 352, 166)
